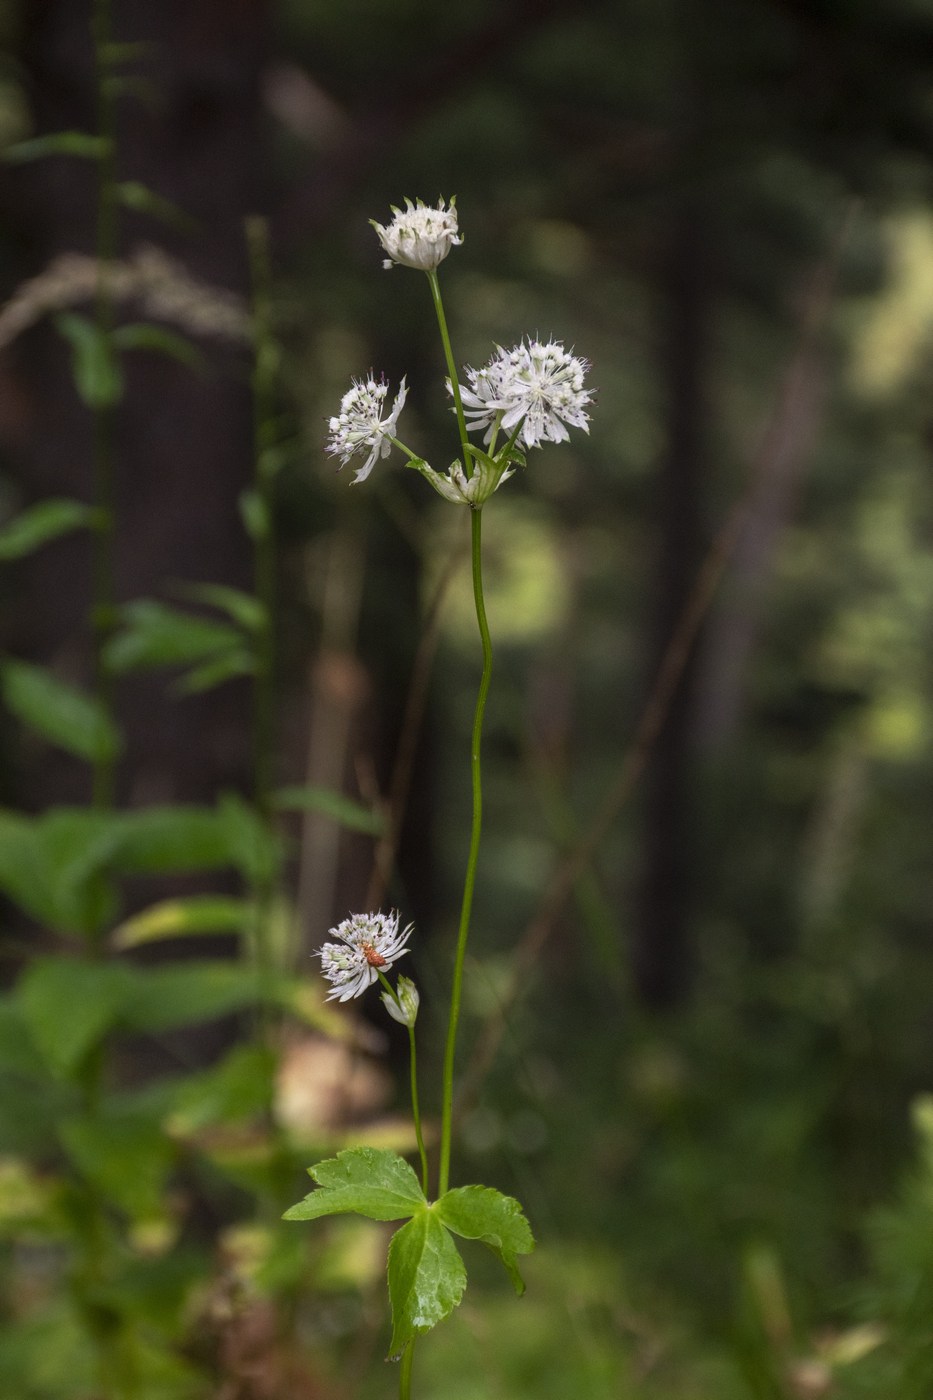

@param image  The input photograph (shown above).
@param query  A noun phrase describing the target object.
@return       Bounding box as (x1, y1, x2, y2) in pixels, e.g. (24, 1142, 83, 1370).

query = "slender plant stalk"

(399, 1340, 415, 1400)
(408, 1021, 429, 1196)
(438, 507, 492, 1197)
(424, 268, 494, 1197)
(90, 0, 119, 811)
(377, 970, 429, 1195)
(426, 268, 470, 464)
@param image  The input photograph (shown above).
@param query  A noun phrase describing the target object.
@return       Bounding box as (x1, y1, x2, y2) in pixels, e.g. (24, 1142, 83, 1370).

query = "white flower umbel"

(459, 338, 592, 449)
(326, 374, 408, 484)
(372, 198, 462, 271)
(317, 910, 413, 1003)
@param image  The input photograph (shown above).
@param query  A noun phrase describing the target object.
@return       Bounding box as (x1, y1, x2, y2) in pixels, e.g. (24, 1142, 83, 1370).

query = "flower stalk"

(438, 506, 492, 1196)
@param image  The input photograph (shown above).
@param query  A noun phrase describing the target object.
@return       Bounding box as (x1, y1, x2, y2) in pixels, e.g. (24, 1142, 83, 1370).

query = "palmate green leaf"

(436, 1184, 535, 1295)
(387, 1209, 467, 1360)
(272, 784, 386, 835)
(111, 895, 251, 949)
(0, 659, 122, 764)
(0, 499, 100, 561)
(283, 1147, 426, 1223)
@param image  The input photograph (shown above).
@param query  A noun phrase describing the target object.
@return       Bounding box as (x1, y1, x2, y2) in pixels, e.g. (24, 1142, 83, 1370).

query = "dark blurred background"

(2, 1, 933, 1394)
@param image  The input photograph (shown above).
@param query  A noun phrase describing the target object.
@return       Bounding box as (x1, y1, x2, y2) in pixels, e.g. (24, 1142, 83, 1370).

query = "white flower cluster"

(325, 203, 593, 497)
(372, 197, 462, 271)
(458, 339, 592, 449)
(317, 910, 413, 1002)
(326, 374, 408, 484)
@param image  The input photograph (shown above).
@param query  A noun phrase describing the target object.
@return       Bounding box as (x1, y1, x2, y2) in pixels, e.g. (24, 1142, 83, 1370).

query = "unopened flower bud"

(371, 198, 462, 271)
(381, 975, 420, 1027)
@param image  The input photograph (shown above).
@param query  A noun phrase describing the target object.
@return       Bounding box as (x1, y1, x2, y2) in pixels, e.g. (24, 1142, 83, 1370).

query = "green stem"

(90, 0, 118, 811)
(376, 971, 429, 1196)
(399, 1340, 415, 1399)
(425, 268, 470, 467)
(408, 1022, 429, 1197)
(438, 508, 491, 1196)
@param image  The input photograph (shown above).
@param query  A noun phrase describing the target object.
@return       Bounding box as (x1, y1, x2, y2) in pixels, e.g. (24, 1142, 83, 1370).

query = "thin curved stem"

(377, 971, 429, 1196)
(438, 507, 491, 1196)
(425, 268, 470, 467)
(408, 1022, 430, 1197)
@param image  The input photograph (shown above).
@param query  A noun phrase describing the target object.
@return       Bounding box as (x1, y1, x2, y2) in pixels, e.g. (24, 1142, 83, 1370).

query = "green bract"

(284, 1146, 534, 1359)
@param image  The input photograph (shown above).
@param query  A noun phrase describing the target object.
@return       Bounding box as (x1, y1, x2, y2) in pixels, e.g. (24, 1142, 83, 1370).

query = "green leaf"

(174, 583, 266, 633)
(55, 312, 123, 408)
(111, 895, 251, 949)
(0, 1074, 75, 1155)
(0, 499, 100, 561)
(112, 321, 204, 370)
(435, 1185, 535, 1295)
(17, 958, 133, 1079)
(103, 600, 244, 674)
(120, 960, 263, 1033)
(59, 1106, 175, 1218)
(216, 792, 282, 885)
(238, 488, 269, 541)
(272, 785, 386, 835)
(164, 1043, 276, 1136)
(173, 648, 254, 695)
(0, 658, 122, 763)
(3, 131, 107, 163)
(283, 1146, 426, 1223)
(0, 996, 48, 1078)
(387, 1209, 467, 1360)
(0, 807, 122, 932)
(115, 180, 195, 231)
(109, 805, 234, 875)
(0, 809, 58, 927)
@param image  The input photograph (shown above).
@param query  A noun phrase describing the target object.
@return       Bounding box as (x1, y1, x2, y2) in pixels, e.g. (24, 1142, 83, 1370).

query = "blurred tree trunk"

(634, 188, 708, 1008)
(2, 0, 268, 810)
